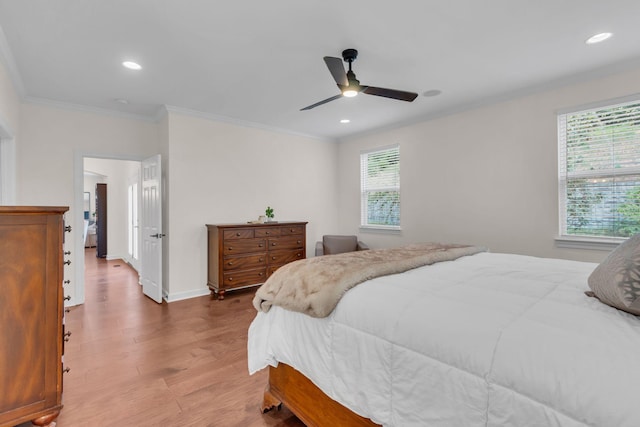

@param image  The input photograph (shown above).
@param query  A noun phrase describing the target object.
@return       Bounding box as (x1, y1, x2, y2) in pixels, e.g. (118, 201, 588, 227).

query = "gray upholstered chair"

(315, 235, 369, 256)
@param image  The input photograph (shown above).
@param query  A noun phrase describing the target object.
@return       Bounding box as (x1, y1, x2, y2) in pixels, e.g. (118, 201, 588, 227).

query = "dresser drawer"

(224, 229, 254, 240)
(223, 238, 266, 254)
(268, 236, 304, 251)
(281, 226, 304, 236)
(223, 253, 267, 271)
(269, 249, 304, 265)
(255, 228, 279, 237)
(223, 268, 267, 288)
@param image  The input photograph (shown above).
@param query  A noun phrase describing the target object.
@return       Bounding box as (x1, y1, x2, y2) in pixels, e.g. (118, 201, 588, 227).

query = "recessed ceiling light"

(586, 32, 613, 44)
(340, 119, 350, 124)
(423, 90, 442, 97)
(122, 61, 142, 70)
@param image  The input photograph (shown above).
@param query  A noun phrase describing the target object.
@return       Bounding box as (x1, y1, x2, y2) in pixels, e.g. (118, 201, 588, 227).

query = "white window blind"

(360, 145, 400, 228)
(558, 99, 640, 238)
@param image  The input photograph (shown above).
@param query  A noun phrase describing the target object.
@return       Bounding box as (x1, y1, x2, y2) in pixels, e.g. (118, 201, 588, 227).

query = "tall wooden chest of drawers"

(0, 206, 69, 427)
(206, 221, 307, 299)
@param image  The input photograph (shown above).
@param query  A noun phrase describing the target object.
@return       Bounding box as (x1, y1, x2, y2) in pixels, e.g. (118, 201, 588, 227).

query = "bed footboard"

(262, 363, 379, 427)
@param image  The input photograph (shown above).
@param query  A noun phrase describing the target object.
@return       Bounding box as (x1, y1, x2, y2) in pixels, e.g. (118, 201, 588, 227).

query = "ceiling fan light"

(343, 89, 358, 97)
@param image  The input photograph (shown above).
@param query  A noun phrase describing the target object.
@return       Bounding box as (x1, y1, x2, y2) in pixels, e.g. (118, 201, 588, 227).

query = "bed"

(248, 246, 640, 427)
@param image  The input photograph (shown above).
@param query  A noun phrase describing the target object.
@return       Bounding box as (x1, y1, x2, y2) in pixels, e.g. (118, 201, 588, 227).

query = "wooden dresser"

(0, 206, 69, 427)
(206, 221, 307, 299)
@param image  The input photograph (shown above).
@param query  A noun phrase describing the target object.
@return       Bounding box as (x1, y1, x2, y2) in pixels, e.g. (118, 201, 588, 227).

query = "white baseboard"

(164, 287, 211, 303)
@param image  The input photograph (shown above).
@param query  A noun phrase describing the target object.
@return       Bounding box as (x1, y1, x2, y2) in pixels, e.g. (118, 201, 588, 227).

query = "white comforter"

(248, 252, 640, 427)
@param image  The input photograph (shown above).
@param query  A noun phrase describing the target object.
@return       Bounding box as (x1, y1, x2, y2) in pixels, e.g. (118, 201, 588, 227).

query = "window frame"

(556, 95, 640, 249)
(360, 144, 401, 232)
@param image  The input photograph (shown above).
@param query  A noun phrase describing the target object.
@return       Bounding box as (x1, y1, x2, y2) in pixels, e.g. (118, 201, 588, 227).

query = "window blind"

(558, 99, 640, 238)
(360, 145, 400, 227)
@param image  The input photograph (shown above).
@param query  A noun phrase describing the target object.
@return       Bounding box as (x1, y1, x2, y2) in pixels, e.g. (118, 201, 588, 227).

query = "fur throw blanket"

(252, 243, 487, 318)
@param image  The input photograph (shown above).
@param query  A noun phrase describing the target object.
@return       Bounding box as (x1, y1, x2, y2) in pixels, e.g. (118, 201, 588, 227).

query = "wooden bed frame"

(261, 363, 380, 426)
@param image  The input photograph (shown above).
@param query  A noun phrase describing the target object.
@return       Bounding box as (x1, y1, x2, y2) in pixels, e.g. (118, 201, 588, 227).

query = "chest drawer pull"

(64, 295, 71, 301)
(64, 260, 71, 265)
(63, 331, 72, 341)
(63, 367, 70, 374)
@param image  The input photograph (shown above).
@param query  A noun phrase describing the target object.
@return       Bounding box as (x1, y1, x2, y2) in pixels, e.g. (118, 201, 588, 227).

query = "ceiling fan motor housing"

(342, 48, 358, 63)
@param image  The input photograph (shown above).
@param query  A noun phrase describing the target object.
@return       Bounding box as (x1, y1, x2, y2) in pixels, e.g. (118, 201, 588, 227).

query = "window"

(360, 145, 400, 229)
(558, 98, 640, 240)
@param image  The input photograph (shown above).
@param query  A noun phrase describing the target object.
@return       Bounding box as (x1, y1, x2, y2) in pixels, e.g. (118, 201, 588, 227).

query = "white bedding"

(248, 252, 640, 427)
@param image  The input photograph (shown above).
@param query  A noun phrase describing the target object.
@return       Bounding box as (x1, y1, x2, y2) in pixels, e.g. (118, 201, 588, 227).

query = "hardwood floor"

(24, 249, 305, 426)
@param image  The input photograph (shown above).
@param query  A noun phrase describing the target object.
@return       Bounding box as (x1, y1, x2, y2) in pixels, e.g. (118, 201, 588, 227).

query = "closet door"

(96, 183, 107, 258)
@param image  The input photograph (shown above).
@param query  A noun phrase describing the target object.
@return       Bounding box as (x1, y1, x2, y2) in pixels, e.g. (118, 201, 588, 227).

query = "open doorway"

(83, 157, 141, 266)
(73, 152, 164, 306)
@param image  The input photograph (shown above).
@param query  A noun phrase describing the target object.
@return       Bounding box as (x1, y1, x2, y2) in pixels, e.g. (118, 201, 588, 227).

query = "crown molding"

(339, 56, 640, 143)
(163, 105, 336, 143)
(0, 24, 25, 98)
(23, 96, 158, 122)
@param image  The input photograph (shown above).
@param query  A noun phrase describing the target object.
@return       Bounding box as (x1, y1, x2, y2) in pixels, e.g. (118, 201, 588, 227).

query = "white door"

(140, 154, 163, 303)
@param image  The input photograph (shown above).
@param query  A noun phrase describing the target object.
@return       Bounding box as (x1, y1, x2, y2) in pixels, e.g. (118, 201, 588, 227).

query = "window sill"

(359, 225, 402, 235)
(554, 235, 625, 251)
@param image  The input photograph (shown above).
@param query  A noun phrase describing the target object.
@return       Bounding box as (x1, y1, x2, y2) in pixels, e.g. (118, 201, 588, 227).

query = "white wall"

(0, 56, 20, 203)
(164, 112, 339, 301)
(0, 55, 19, 133)
(84, 157, 141, 262)
(337, 66, 640, 263)
(17, 103, 159, 304)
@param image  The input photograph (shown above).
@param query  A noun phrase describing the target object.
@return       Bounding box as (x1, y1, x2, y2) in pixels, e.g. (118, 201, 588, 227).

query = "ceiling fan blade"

(323, 56, 348, 87)
(362, 86, 418, 102)
(300, 93, 343, 111)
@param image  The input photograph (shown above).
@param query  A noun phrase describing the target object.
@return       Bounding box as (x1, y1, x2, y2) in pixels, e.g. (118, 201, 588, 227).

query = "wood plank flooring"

(28, 249, 305, 426)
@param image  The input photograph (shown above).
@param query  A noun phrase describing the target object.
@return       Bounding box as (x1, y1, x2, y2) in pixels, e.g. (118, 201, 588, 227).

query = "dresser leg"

(217, 289, 226, 300)
(31, 410, 60, 426)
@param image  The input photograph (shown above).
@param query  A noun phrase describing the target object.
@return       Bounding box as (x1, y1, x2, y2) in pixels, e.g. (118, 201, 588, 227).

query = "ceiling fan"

(301, 48, 418, 111)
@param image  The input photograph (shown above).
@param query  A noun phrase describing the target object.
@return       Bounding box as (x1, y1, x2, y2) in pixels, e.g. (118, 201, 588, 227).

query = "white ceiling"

(0, 1, 639, 141)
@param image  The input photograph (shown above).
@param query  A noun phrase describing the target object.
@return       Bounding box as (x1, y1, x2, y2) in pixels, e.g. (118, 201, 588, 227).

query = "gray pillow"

(587, 234, 640, 316)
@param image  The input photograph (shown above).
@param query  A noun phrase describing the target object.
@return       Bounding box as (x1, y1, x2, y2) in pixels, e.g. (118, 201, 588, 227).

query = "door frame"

(73, 150, 148, 305)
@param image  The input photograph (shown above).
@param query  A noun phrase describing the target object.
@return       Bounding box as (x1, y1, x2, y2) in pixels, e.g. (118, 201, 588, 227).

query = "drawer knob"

(259, 243, 263, 247)
(228, 277, 233, 281)
(259, 272, 264, 276)
(265, 231, 270, 235)
(228, 246, 233, 251)
(272, 242, 276, 246)
(297, 240, 301, 244)
(227, 262, 233, 266)
(272, 256, 276, 260)
(290, 229, 294, 232)
(63, 367, 70, 374)
(297, 253, 302, 257)
(236, 232, 241, 236)
(259, 258, 264, 262)
(64, 295, 71, 301)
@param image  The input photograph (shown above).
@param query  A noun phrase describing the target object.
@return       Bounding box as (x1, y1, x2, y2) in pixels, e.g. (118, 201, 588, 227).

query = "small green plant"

(265, 206, 274, 219)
